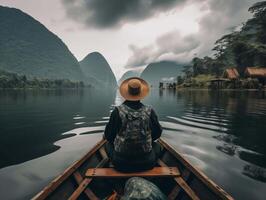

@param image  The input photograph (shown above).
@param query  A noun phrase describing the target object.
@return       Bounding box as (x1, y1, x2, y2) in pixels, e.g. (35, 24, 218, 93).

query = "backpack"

(114, 104, 152, 156)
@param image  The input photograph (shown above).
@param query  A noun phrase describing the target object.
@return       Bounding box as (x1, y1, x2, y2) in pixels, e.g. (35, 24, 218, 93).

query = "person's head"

(119, 77, 150, 101)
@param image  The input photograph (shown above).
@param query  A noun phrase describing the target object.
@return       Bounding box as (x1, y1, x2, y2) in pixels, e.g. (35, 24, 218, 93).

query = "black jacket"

(104, 100, 162, 171)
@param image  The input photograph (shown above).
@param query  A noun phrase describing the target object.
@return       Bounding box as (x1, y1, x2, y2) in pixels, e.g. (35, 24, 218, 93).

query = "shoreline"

(159, 88, 266, 91)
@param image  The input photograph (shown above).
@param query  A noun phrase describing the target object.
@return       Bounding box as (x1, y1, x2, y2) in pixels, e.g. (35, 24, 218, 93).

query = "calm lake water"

(0, 89, 266, 200)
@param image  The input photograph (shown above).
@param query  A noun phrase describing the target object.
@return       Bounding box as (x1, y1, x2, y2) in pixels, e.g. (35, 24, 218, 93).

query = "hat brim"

(120, 77, 150, 101)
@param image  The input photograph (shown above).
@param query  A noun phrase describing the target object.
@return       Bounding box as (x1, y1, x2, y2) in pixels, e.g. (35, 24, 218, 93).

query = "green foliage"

(0, 70, 85, 89)
(213, 1, 266, 74)
(0, 6, 83, 81)
(191, 56, 224, 76)
(186, 1, 266, 78)
(248, 1, 266, 16)
(177, 75, 184, 85)
(240, 78, 260, 89)
(190, 75, 215, 88)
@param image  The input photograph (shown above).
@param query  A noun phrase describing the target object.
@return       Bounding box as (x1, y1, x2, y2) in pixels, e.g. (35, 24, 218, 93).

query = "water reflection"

(154, 90, 266, 200)
(0, 89, 266, 200)
(243, 164, 266, 183)
(0, 89, 115, 169)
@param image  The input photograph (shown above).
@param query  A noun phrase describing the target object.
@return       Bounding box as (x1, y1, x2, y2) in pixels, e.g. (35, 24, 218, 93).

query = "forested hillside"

(141, 61, 183, 87)
(0, 6, 84, 81)
(79, 52, 117, 87)
(186, 1, 266, 77)
(0, 70, 84, 89)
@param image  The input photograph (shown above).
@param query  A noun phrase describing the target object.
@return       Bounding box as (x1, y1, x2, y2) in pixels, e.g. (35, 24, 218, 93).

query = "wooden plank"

(73, 171, 83, 183)
(158, 159, 200, 200)
(174, 176, 200, 200)
(73, 171, 99, 200)
(106, 191, 118, 200)
(86, 167, 180, 178)
(99, 147, 108, 159)
(68, 158, 109, 200)
(158, 160, 181, 199)
(159, 139, 234, 200)
(32, 139, 107, 200)
(83, 188, 99, 200)
(68, 178, 93, 200)
(168, 185, 181, 200)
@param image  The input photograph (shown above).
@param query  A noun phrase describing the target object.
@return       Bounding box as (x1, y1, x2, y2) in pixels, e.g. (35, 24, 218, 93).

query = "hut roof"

(245, 67, 266, 78)
(224, 68, 239, 79)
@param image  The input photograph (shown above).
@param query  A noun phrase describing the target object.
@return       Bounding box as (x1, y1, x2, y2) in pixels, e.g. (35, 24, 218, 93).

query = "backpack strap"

(142, 105, 152, 117)
(117, 104, 152, 120)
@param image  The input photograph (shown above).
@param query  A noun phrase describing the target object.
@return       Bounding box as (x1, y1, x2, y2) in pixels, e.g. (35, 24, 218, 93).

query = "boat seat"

(86, 167, 180, 178)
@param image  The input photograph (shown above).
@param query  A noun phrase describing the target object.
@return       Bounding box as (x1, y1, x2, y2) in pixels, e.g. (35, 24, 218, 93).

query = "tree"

(248, 1, 266, 17)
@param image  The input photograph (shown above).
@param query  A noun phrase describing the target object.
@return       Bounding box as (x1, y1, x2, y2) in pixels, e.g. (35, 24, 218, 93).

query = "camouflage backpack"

(114, 104, 152, 155)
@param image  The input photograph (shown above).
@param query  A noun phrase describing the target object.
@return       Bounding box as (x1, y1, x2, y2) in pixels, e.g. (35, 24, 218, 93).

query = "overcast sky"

(0, 0, 258, 79)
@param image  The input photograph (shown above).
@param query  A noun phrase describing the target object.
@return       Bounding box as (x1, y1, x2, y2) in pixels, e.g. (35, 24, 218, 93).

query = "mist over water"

(0, 89, 265, 200)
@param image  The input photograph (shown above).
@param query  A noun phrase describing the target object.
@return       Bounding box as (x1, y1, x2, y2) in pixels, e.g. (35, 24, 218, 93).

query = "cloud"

(126, 45, 159, 68)
(125, 31, 200, 68)
(125, 0, 258, 68)
(61, 0, 187, 29)
(156, 31, 200, 56)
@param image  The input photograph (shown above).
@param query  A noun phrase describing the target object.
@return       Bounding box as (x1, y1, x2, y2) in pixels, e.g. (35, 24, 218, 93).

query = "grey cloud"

(126, 45, 159, 68)
(126, 31, 200, 68)
(61, 0, 187, 29)
(156, 31, 200, 55)
(125, 0, 258, 68)
(194, 0, 257, 57)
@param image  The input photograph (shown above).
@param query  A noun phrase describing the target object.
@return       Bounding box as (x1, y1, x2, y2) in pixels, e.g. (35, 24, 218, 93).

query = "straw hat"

(119, 77, 150, 101)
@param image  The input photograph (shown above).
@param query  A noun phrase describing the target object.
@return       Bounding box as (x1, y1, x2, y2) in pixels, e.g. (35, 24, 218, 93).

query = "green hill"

(79, 52, 117, 87)
(141, 61, 183, 88)
(118, 69, 141, 85)
(0, 6, 83, 81)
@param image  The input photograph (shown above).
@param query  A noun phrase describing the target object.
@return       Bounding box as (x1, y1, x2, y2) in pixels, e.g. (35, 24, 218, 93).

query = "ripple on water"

(62, 126, 104, 135)
(182, 154, 207, 169)
(161, 121, 223, 137)
(94, 120, 108, 124)
(74, 122, 86, 125)
(167, 116, 228, 133)
(73, 116, 85, 120)
(182, 116, 229, 126)
(181, 144, 208, 155)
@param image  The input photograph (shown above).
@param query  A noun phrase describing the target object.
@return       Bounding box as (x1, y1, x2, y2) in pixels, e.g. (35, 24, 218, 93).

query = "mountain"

(118, 69, 141, 85)
(140, 61, 183, 88)
(79, 52, 117, 87)
(0, 6, 83, 81)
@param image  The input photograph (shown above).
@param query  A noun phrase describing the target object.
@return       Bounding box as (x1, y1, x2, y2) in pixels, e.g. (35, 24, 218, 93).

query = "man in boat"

(104, 77, 162, 171)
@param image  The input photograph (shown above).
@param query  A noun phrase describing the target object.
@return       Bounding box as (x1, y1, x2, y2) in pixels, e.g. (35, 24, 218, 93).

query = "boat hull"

(32, 138, 234, 200)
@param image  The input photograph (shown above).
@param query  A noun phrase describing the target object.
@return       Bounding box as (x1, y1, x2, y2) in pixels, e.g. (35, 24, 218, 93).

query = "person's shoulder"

(110, 106, 119, 115)
(142, 103, 152, 109)
(142, 103, 154, 113)
(143, 105, 157, 116)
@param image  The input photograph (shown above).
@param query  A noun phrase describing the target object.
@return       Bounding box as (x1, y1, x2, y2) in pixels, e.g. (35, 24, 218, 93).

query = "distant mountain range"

(0, 6, 185, 89)
(0, 6, 117, 87)
(118, 69, 141, 84)
(140, 61, 183, 88)
(80, 52, 117, 87)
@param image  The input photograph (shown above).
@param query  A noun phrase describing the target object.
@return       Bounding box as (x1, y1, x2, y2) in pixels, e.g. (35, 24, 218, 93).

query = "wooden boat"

(32, 139, 234, 200)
